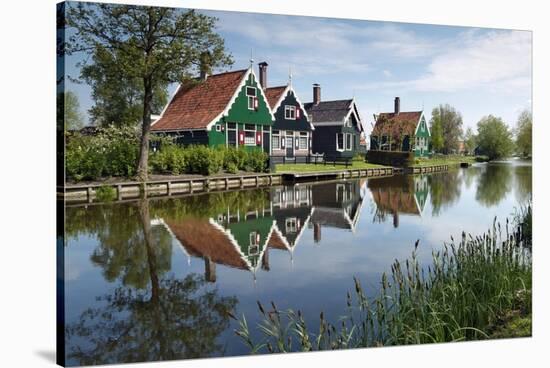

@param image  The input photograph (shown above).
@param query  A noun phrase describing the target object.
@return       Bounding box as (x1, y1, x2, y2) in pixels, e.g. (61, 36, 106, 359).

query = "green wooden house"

(151, 66, 274, 153)
(370, 97, 431, 157)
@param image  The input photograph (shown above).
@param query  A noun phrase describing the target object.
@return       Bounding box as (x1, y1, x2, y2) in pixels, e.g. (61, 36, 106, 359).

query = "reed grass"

(234, 212, 532, 352)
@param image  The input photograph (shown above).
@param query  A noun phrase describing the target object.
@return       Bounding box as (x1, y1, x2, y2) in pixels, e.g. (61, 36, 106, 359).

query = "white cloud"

(357, 30, 532, 93)
(211, 11, 439, 76)
(382, 69, 393, 77)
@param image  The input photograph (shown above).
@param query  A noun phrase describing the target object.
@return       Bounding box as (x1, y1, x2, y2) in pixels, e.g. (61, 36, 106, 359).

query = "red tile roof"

(166, 218, 249, 270)
(267, 228, 289, 251)
(264, 86, 287, 110)
(372, 111, 422, 137)
(152, 69, 248, 131)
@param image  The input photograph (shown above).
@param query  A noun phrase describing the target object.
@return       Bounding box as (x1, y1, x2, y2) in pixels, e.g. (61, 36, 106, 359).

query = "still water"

(63, 160, 531, 366)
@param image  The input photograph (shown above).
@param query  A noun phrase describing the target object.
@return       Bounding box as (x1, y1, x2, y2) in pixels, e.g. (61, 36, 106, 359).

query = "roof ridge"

(208, 68, 248, 78)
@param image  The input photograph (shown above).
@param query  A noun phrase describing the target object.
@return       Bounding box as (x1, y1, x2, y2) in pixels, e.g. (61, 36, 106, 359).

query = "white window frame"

(215, 125, 221, 132)
(298, 132, 308, 150)
(285, 217, 297, 233)
(336, 133, 344, 152)
(345, 133, 352, 151)
(272, 130, 280, 150)
(246, 87, 256, 110)
(244, 124, 256, 146)
(284, 105, 296, 120)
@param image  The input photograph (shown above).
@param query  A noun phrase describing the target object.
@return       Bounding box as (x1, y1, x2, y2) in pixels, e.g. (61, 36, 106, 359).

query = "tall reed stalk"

(234, 213, 532, 352)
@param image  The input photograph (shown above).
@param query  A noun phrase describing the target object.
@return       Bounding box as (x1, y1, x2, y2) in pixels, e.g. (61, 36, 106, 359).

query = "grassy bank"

(413, 155, 478, 167)
(235, 210, 531, 352)
(276, 161, 387, 173)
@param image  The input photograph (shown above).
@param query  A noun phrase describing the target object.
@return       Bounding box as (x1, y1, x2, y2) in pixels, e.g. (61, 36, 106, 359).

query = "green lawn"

(413, 155, 477, 167)
(276, 161, 388, 173)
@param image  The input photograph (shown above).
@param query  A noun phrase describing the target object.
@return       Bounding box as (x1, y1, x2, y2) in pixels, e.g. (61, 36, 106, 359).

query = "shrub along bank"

(66, 127, 269, 181)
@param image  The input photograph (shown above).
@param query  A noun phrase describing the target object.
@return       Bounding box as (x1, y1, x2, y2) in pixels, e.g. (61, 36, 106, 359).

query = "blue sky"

(65, 7, 532, 134)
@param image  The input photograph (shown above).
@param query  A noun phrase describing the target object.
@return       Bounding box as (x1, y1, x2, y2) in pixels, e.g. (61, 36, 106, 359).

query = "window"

(299, 136, 307, 150)
(284, 105, 296, 120)
(248, 231, 259, 255)
(336, 133, 344, 151)
(244, 124, 256, 146)
(272, 131, 280, 149)
(246, 87, 257, 110)
(345, 133, 352, 151)
(215, 125, 221, 132)
(285, 218, 297, 233)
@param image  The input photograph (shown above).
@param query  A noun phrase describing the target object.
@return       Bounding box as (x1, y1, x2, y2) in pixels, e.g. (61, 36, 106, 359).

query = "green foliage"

(475, 155, 490, 162)
(67, 129, 270, 181)
(58, 91, 84, 131)
(237, 217, 531, 351)
(515, 109, 532, 158)
(220, 146, 247, 172)
(149, 140, 187, 175)
(95, 185, 117, 202)
(81, 45, 168, 127)
(66, 2, 233, 179)
(430, 104, 463, 154)
(66, 125, 140, 181)
(245, 149, 269, 173)
(429, 118, 444, 152)
(185, 145, 223, 175)
(476, 115, 514, 160)
(464, 127, 477, 155)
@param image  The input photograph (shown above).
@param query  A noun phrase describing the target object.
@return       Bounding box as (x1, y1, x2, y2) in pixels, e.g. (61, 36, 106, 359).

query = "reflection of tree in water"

(65, 200, 238, 365)
(429, 170, 462, 216)
(475, 164, 513, 207)
(461, 165, 482, 190)
(513, 164, 532, 203)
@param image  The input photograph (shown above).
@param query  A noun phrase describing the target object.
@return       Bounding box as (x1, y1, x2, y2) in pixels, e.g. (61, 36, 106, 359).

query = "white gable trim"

(343, 99, 364, 132)
(206, 67, 275, 131)
(414, 111, 430, 137)
(271, 85, 315, 131)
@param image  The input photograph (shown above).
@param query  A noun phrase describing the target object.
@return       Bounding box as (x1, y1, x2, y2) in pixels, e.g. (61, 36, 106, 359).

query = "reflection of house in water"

(368, 175, 429, 227)
(269, 185, 314, 258)
(155, 204, 275, 282)
(309, 180, 365, 240)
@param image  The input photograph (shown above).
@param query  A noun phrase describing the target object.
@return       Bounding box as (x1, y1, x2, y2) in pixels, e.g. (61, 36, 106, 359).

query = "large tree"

(57, 91, 84, 131)
(429, 118, 444, 153)
(430, 104, 463, 154)
(515, 109, 532, 158)
(81, 45, 169, 127)
(66, 3, 233, 180)
(476, 115, 514, 160)
(463, 127, 477, 155)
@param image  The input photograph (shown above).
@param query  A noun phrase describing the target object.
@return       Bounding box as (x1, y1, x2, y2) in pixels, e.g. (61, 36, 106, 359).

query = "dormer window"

(246, 87, 257, 110)
(284, 105, 296, 120)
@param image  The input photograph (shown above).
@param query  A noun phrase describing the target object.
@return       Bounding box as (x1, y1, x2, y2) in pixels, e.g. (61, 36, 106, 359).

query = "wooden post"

(117, 185, 123, 201)
(189, 180, 194, 194)
(87, 187, 93, 203)
(240, 177, 244, 188)
(225, 177, 229, 189)
(167, 181, 172, 196)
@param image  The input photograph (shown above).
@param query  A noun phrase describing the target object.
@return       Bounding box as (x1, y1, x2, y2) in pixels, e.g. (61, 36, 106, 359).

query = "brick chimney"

(199, 51, 212, 81)
(313, 83, 321, 105)
(394, 97, 400, 115)
(258, 61, 268, 89)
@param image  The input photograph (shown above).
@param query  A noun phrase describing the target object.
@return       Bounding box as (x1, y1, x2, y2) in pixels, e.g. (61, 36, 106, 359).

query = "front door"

(286, 136, 294, 158)
(263, 130, 270, 154)
(227, 128, 237, 147)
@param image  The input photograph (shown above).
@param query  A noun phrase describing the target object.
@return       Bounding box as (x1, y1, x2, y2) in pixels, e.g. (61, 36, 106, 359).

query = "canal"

(62, 159, 531, 366)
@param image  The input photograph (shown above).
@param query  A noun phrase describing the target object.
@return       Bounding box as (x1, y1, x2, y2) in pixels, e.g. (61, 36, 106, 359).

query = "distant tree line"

(429, 104, 531, 160)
